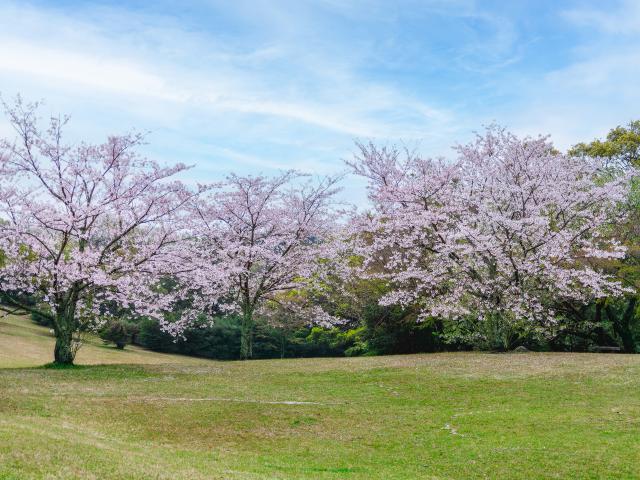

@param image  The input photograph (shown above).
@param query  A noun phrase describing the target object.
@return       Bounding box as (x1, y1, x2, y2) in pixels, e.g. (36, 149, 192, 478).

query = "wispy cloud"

(503, 0, 640, 148)
(0, 0, 637, 198)
(563, 0, 640, 35)
(0, 1, 452, 140)
(0, 40, 188, 102)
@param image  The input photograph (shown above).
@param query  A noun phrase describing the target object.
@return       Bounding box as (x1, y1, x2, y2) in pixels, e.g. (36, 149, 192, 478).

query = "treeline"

(1, 96, 639, 364)
(31, 285, 640, 359)
(120, 121, 639, 357)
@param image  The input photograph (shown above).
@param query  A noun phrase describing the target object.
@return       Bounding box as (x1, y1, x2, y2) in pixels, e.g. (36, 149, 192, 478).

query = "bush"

(136, 316, 242, 360)
(180, 316, 241, 360)
(136, 317, 179, 352)
(298, 326, 367, 357)
(359, 303, 442, 355)
(440, 313, 543, 352)
(31, 310, 53, 327)
(99, 319, 138, 349)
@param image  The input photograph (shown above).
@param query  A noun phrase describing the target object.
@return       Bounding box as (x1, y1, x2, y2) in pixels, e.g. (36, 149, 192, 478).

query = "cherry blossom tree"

(0, 97, 195, 364)
(187, 171, 340, 359)
(346, 127, 634, 329)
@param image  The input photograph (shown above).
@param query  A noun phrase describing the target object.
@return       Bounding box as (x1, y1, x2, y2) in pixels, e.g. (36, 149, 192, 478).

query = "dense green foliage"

(99, 319, 139, 349)
(567, 120, 640, 353)
(134, 317, 383, 359)
(570, 120, 640, 168)
(31, 309, 53, 327)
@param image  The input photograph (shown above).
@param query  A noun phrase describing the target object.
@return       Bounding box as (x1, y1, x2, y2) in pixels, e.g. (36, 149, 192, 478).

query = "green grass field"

(1, 314, 639, 479)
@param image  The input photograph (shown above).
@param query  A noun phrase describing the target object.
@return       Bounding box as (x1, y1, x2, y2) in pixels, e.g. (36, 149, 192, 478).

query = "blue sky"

(0, 0, 638, 197)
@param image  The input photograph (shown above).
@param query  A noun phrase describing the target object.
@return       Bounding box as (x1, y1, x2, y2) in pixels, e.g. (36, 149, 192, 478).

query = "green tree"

(570, 120, 640, 168)
(99, 319, 136, 350)
(570, 120, 640, 352)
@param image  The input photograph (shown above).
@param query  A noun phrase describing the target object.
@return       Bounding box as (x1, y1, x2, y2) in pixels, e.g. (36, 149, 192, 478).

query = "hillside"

(0, 314, 208, 368)
(1, 314, 640, 479)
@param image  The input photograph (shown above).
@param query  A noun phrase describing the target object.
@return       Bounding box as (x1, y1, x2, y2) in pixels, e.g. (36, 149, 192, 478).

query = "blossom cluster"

(345, 127, 633, 324)
(0, 98, 633, 340)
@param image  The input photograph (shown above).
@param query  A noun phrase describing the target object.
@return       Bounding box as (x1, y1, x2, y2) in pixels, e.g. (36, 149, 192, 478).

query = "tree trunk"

(240, 308, 254, 360)
(53, 327, 75, 365)
(53, 300, 78, 365)
(593, 298, 610, 347)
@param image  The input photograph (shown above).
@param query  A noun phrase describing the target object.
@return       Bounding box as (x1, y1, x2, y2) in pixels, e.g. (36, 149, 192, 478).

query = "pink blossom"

(345, 127, 634, 324)
(0, 96, 197, 358)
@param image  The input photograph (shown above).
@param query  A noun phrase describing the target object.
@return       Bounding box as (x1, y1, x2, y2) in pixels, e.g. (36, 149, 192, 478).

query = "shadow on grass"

(42, 362, 87, 370)
(26, 362, 156, 380)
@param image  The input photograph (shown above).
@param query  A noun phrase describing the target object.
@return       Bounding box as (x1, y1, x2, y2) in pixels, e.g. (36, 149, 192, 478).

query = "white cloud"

(2, 0, 637, 199)
(0, 40, 188, 102)
(503, 1, 640, 149)
(503, 47, 640, 150)
(564, 0, 640, 35)
(0, 0, 452, 144)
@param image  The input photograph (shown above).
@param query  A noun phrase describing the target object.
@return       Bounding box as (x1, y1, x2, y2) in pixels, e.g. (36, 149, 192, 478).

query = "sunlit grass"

(1, 314, 639, 479)
(0, 314, 206, 368)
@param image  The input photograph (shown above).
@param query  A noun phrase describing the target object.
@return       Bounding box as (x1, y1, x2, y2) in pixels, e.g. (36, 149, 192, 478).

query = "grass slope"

(0, 314, 205, 368)
(1, 315, 640, 479)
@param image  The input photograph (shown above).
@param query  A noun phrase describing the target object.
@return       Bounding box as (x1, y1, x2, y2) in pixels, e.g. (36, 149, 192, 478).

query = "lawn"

(1, 314, 639, 479)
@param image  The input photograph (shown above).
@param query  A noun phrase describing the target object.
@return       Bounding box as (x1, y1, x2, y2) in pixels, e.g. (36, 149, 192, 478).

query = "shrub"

(31, 309, 53, 327)
(136, 316, 242, 360)
(99, 319, 137, 349)
(440, 313, 543, 351)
